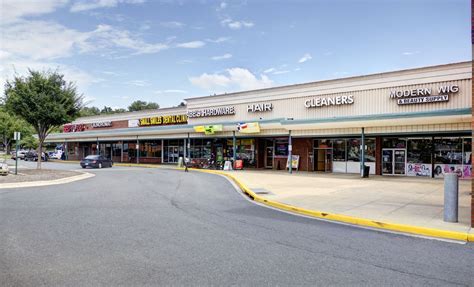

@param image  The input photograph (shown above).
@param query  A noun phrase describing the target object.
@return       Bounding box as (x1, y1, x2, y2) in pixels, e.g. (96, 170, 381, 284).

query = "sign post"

(14, 132, 20, 175)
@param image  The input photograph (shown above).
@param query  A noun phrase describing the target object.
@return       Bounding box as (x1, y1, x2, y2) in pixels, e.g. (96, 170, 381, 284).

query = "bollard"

(443, 173, 458, 223)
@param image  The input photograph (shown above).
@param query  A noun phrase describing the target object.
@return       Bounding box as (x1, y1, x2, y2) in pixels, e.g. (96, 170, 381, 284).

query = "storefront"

(46, 61, 471, 179)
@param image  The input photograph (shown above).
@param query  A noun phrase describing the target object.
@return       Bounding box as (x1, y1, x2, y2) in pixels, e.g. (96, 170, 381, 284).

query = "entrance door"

(314, 148, 332, 172)
(265, 147, 273, 168)
(168, 146, 179, 163)
(382, 149, 406, 175)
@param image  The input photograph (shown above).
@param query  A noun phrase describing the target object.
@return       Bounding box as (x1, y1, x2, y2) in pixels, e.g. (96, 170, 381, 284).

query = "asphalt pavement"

(1, 162, 473, 286)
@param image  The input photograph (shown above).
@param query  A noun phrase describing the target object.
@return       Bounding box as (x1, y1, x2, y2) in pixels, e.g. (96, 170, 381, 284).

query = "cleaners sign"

(389, 85, 459, 105)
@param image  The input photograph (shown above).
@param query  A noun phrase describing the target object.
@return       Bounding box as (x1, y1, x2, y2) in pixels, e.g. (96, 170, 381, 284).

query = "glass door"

(265, 146, 273, 168)
(382, 149, 406, 175)
(394, 149, 406, 175)
(314, 148, 333, 172)
(168, 146, 179, 163)
(382, 149, 393, 175)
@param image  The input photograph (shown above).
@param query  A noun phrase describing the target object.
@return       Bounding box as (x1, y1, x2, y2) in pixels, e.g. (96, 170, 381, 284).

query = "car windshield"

(84, 155, 100, 160)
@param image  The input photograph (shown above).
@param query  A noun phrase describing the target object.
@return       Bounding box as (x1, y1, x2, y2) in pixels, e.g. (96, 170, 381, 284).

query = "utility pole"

(14, 132, 20, 175)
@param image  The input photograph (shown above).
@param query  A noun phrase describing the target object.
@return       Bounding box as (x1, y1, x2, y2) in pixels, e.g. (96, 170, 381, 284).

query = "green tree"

(3, 70, 83, 169)
(0, 107, 33, 153)
(79, 106, 100, 117)
(128, 100, 159, 112)
(20, 135, 38, 150)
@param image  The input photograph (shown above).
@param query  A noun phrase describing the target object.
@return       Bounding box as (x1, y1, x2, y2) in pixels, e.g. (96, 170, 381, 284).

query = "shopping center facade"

(46, 61, 472, 179)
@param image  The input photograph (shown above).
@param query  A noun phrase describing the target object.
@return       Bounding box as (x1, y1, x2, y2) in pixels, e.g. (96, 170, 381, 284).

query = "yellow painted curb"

(188, 168, 473, 242)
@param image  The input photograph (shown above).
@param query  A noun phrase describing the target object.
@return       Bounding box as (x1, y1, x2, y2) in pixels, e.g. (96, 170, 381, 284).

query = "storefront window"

(346, 139, 360, 162)
(364, 139, 375, 162)
(333, 139, 346, 161)
(407, 139, 432, 164)
(383, 138, 406, 149)
(274, 139, 288, 157)
(463, 138, 472, 165)
(434, 137, 463, 164)
(112, 143, 122, 157)
(225, 139, 256, 167)
(140, 141, 161, 158)
(315, 139, 332, 148)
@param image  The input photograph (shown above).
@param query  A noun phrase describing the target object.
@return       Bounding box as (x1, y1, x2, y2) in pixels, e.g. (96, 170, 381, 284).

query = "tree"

(3, 70, 83, 169)
(79, 106, 100, 117)
(0, 107, 33, 154)
(128, 100, 159, 112)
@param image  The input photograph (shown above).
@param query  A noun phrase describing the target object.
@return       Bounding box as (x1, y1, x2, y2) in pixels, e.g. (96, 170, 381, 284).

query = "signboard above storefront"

(194, 125, 223, 135)
(139, 114, 187, 126)
(247, 103, 273, 113)
(187, 107, 235, 118)
(304, 95, 354, 108)
(237, 122, 260, 133)
(63, 124, 85, 133)
(91, 121, 112, 128)
(389, 85, 459, 105)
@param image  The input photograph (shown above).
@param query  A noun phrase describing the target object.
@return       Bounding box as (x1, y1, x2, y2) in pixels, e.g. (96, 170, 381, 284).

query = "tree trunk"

(37, 141, 42, 169)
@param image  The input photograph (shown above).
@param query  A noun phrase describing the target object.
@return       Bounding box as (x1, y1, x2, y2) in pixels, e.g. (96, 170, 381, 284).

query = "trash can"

(363, 165, 370, 178)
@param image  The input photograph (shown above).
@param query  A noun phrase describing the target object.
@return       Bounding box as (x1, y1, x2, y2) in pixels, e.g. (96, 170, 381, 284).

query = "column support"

(361, 127, 365, 177)
(161, 139, 164, 163)
(232, 131, 237, 163)
(288, 130, 292, 174)
(136, 137, 139, 164)
(121, 141, 124, 163)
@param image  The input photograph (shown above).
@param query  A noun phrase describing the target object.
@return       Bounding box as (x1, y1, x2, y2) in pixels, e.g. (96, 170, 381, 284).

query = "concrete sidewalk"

(222, 170, 472, 235)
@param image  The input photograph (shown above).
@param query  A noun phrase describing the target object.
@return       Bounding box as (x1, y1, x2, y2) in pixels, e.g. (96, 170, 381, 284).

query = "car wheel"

(82, 166, 86, 169)
(98, 163, 102, 169)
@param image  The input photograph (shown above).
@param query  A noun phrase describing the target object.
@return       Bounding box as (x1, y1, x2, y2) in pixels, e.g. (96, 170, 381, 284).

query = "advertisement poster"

(433, 164, 472, 178)
(406, 163, 431, 177)
(286, 155, 300, 170)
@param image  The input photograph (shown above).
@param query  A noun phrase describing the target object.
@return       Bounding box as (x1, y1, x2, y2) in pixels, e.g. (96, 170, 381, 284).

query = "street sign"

(14, 132, 21, 141)
(14, 131, 20, 175)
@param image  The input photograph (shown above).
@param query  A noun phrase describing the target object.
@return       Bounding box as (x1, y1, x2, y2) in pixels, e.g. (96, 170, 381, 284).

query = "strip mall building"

(46, 62, 472, 180)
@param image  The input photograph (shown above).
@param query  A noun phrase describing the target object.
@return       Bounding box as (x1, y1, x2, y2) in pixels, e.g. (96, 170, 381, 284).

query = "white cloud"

(211, 53, 232, 60)
(189, 68, 273, 92)
(160, 21, 185, 28)
(298, 53, 312, 63)
(263, 68, 275, 74)
(126, 80, 150, 87)
(221, 18, 254, 30)
(273, 70, 290, 75)
(1, 0, 68, 24)
(155, 89, 188, 94)
(402, 51, 420, 56)
(70, 0, 146, 12)
(220, 2, 227, 9)
(176, 41, 205, 48)
(206, 37, 231, 43)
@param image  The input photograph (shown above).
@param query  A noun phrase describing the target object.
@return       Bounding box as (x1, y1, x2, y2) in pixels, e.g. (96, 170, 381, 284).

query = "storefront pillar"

(161, 139, 164, 162)
(64, 142, 68, 160)
(288, 130, 293, 174)
(121, 141, 124, 163)
(136, 138, 139, 164)
(232, 131, 237, 163)
(187, 133, 191, 159)
(360, 127, 365, 177)
(96, 138, 100, 155)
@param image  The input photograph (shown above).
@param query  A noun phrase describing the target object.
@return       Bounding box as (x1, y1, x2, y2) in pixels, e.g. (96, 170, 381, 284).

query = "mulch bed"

(0, 169, 82, 183)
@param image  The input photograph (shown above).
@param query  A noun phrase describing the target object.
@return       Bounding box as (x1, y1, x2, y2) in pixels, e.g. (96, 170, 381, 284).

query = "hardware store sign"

(187, 107, 235, 118)
(390, 85, 459, 105)
(139, 114, 188, 126)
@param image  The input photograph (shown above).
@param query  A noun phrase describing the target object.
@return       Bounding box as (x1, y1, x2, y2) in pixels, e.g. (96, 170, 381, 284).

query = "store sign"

(237, 122, 260, 134)
(139, 114, 187, 126)
(247, 103, 273, 112)
(304, 95, 354, 108)
(63, 124, 85, 133)
(187, 107, 235, 118)
(91, 121, 112, 128)
(389, 85, 459, 105)
(128, 119, 139, 128)
(194, 125, 223, 135)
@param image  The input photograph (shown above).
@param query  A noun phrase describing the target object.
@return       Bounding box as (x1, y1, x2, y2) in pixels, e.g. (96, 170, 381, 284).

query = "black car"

(24, 151, 49, 162)
(80, 155, 113, 169)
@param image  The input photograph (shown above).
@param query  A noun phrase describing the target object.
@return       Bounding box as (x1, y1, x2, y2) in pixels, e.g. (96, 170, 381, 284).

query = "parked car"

(48, 150, 63, 159)
(10, 150, 27, 160)
(24, 151, 49, 162)
(80, 155, 113, 169)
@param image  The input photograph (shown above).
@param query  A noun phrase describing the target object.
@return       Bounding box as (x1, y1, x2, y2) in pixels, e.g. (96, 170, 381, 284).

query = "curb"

(0, 172, 95, 189)
(186, 168, 473, 243)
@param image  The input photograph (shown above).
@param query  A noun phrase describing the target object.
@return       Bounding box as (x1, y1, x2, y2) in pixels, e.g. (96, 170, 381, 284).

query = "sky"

(0, 0, 471, 109)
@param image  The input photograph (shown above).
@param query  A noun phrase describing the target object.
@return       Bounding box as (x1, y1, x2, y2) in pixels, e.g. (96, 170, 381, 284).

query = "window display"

(332, 140, 346, 162)
(274, 139, 288, 157)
